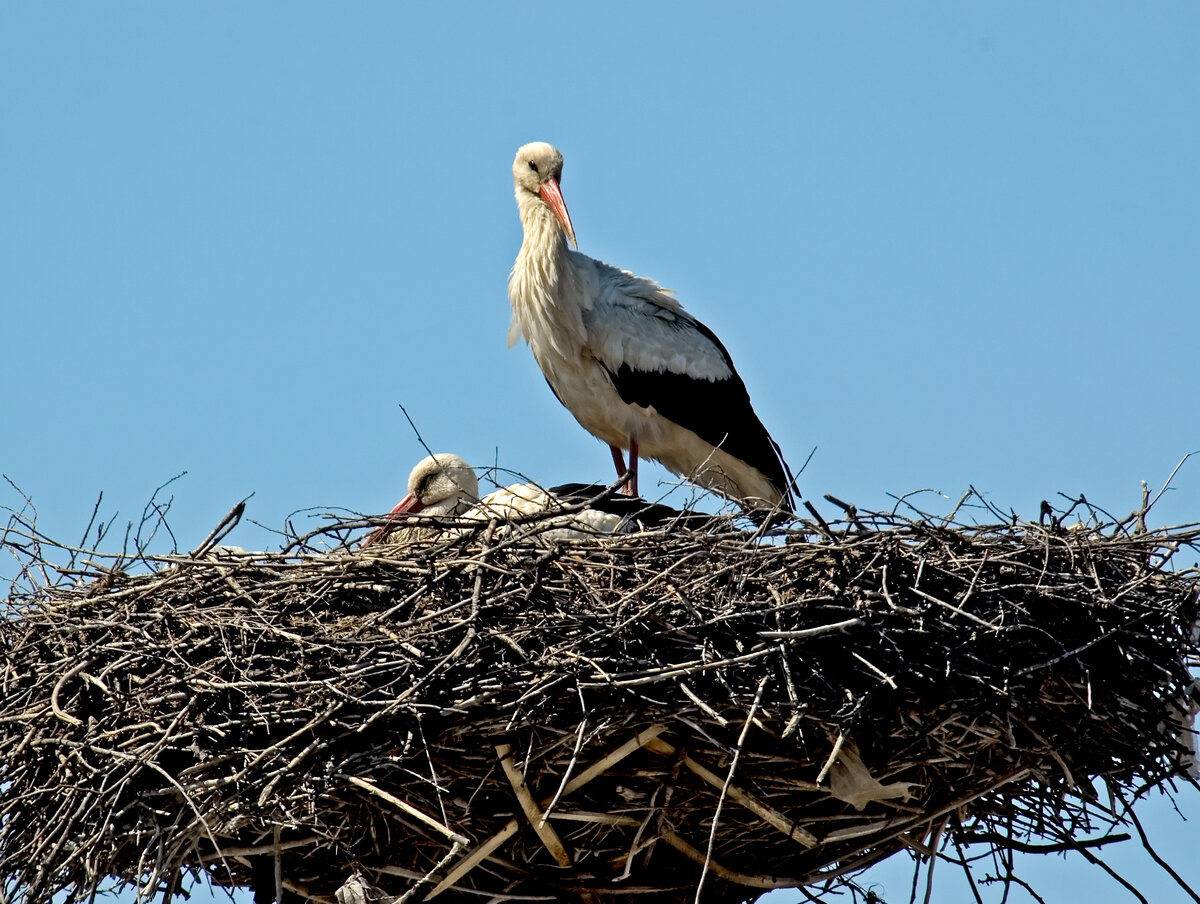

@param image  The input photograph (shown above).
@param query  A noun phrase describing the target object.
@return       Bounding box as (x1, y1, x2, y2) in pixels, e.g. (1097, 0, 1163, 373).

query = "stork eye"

(528, 161, 538, 173)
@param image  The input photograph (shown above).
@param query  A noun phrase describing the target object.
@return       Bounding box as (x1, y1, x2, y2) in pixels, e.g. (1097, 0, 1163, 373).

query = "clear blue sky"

(3, 4, 1198, 902)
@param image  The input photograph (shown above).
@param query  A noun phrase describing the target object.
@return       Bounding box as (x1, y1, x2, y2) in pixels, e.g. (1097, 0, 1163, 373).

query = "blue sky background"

(2, 4, 1198, 902)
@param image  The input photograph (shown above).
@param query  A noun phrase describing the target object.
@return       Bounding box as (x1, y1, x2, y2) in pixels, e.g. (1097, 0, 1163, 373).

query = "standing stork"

(507, 142, 797, 515)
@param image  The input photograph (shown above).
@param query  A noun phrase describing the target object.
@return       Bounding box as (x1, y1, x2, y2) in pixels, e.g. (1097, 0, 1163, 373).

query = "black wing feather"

(601, 318, 795, 510)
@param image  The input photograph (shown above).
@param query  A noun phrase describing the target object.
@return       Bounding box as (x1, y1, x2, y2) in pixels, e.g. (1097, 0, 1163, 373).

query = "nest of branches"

(1, 492, 1199, 904)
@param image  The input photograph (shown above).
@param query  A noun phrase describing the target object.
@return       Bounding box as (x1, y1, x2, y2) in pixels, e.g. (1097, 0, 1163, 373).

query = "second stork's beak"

(539, 177, 577, 249)
(389, 493, 426, 516)
(360, 491, 425, 548)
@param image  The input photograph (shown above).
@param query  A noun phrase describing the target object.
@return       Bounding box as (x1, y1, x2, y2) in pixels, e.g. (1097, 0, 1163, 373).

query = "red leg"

(626, 438, 639, 497)
(609, 445, 627, 481)
(609, 442, 639, 496)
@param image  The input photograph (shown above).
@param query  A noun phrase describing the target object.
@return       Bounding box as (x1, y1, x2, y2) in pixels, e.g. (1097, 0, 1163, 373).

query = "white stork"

(359, 453, 691, 548)
(507, 142, 797, 515)
(359, 453, 480, 546)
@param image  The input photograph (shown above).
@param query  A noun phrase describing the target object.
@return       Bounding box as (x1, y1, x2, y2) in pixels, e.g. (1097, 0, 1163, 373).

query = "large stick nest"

(2, 493, 1198, 904)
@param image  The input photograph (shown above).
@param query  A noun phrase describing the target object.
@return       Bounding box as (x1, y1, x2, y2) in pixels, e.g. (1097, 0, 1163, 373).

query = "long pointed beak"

(360, 492, 426, 548)
(539, 177, 577, 249)
(389, 493, 426, 516)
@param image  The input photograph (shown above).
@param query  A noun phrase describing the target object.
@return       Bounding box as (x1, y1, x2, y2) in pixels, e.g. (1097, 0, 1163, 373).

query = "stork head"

(513, 141, 577, 248)
(390, 453, 480, 518)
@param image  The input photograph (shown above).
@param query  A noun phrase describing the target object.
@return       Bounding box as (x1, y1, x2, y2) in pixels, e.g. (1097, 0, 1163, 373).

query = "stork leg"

(609, 445, 626, 480)
(608, 442, 639, 497)
(626, 438, 639, 497)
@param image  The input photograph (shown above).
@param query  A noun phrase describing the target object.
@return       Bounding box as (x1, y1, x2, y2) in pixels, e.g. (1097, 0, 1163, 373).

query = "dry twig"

(1, 492, 1198, 903)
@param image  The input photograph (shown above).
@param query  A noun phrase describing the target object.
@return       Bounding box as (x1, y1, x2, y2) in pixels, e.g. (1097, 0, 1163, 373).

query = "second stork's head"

(390, 453, 480, 518)
(512, 141, 577, 249)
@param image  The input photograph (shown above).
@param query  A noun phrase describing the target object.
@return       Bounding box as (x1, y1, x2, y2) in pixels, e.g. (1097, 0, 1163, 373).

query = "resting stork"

(508, 142, 797, 516)
(359, 452, 480, 546)
(359, 453, 694, 548)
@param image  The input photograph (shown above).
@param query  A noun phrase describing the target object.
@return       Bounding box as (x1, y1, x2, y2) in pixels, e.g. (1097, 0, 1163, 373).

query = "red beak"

(389, 493, 426, 516)
(539, 177, 577, 249)
(361, 493, 426, 548)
